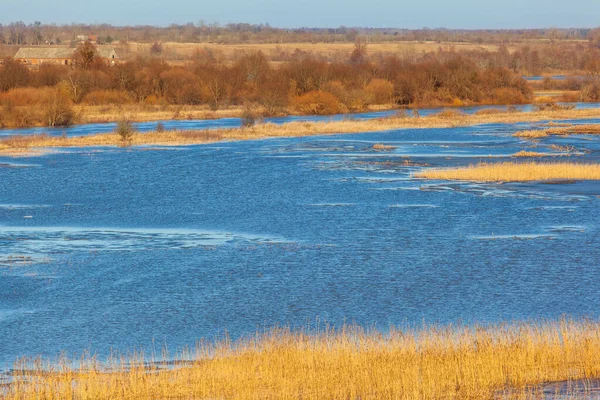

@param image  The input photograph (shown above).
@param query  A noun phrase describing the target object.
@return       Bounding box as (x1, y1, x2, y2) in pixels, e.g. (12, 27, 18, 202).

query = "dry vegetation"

(4, 108, 600, 156)
(515, 124, 600, 138)
(512, 150, 547, 157)
(5, 319, 600, 399)
(0, 108, 591, 155)
(416, 162, 600, 182)
(4, 26, 600, 129)
(372, 143, 397, 151)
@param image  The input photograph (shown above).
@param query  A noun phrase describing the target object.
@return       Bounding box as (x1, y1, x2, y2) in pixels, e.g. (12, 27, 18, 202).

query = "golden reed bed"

(416, 162, 600, 182)
(4, 320, 600, 399)
(3, 107, 600, 157)
(515, 124, 600, 138)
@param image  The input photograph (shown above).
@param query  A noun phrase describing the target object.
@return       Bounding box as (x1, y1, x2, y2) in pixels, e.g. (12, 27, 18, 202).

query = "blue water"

(2, 102, 600, 138)
(1, 117, 600, 370)
(524, 75, 568, 81)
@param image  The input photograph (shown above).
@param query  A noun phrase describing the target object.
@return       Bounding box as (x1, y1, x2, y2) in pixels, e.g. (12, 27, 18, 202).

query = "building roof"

(14, 47, 118, 60)
(14, 47, 74, 59)
(97, 48, 118, 59)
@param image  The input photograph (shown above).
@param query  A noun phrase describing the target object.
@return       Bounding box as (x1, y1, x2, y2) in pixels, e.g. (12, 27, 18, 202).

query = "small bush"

(492, 88, 528, 105)
(241, 106, 261, 128)
(115, 120, 135, 142)
(156, 122, 165, 132)
(292, 91, 342, 115)
(581, 81, 600, 102)
(44, 93, 73, 127)
(365, 79, 395, 104)
(83, 90, 132, 106)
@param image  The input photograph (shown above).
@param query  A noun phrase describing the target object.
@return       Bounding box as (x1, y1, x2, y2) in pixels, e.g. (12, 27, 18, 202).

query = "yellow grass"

(372, 143, 397, 151)
(515, 124, 600, 138)
(72, 104, 246, 124)
(416, 162, 600, 182)
(5, 320, 600, 399)
(3, 108, 600, 157)
(512, 150, 547, 157)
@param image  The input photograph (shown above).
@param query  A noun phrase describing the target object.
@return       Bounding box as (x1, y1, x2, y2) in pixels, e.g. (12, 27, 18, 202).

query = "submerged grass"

(4, 320, 600, 399)
(416, 162, 600, 182)
(2, 107, 600, 156)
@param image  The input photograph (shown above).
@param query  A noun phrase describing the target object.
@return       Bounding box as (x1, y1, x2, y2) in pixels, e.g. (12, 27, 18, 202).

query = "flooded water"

(1, 115, 600, 369)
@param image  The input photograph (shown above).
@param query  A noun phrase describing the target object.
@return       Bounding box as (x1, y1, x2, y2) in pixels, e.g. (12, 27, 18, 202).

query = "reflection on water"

(1, 117, 600, 369)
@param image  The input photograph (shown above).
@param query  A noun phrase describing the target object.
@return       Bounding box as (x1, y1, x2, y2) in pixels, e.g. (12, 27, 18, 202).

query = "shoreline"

(2, 107, 600, 157)
(6, 319, 600, 399)
(1, 99, 594, 130)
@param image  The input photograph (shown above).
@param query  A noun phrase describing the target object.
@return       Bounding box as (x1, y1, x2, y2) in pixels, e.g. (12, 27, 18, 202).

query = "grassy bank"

(5, 319, 600, 399)
(416, 162, 600, 182)
(3, 107, 600, 157)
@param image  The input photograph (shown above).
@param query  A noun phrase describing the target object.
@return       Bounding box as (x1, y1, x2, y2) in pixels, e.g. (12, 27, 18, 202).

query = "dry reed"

(5, 319, 600, 399)
(3, 108, 600, 157)
(515, 124, 600, 138)
(372, 143, 397, 151)
(512, 150, 547, 157)
(416, 162, 600, 182)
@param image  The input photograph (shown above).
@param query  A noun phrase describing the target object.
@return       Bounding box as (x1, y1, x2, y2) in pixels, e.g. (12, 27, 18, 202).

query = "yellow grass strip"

(515, 124, 600, 138)
(3, 108, 600, 157)
(5, 320, 600, 399)
(416, 162, 600, 182)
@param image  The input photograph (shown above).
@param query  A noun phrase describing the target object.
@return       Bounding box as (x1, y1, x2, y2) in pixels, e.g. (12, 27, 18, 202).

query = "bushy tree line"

(3, 41, 600, 128)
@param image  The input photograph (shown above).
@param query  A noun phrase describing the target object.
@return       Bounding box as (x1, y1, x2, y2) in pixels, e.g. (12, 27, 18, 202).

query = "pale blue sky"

(1, 0, 599, 28)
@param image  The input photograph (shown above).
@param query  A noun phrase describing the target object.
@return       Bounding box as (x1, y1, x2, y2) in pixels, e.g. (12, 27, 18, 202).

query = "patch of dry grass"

(3, 108, 600, 157)
(372, 143, 397, 151)
(416, 162, 600, 182)
(515, 124, 600, 138)
(512, 150, 547, 157)
(72, 104, 246, 124)
(5, 320, 600, 399)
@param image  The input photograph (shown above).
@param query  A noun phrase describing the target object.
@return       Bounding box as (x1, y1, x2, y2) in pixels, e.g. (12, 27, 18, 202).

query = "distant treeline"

(1, 21, 600, 46)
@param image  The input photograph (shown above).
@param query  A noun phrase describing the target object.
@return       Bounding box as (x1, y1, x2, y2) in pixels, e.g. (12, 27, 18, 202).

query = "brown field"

(1, 41, 509, 65)
(126, 41, 508, 61)
(5, 319, 600, 399)
(3, 108, 600, 157)
(416, 162, 600, 182)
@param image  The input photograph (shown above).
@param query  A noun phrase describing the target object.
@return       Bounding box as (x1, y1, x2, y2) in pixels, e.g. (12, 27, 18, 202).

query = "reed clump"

(416, 161, 600, 182)
(5, 320, 600, 399)
(515, 124, 600, 138)
(372, 143, 397, 151)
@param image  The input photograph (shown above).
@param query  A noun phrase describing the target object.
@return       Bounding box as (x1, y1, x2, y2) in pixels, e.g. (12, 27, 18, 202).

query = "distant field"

(125, 41, 509, 62)
(1, 41, 510, 63)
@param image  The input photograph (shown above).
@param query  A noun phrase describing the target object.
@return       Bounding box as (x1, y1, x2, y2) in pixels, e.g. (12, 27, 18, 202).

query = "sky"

(1, 0, 599, 29)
